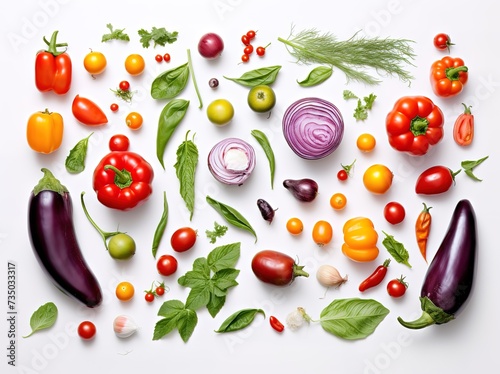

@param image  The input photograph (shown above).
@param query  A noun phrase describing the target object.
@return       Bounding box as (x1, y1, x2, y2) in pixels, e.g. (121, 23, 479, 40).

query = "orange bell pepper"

(430, 56, 468, 97)
(342, 217, 379, 262)
(27, 109, 64, 154)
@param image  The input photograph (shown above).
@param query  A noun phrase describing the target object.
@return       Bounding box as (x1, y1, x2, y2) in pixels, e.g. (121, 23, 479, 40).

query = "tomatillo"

(247, 85, 276, 113)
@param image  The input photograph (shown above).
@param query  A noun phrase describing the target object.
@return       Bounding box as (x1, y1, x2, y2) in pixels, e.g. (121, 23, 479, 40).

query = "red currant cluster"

(240, 29, 270, 63)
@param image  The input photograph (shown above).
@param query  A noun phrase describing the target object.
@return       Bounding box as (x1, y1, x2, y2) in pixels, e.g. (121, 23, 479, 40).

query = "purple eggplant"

(398, 199, 476, 329)
(28, 168, 102, 308)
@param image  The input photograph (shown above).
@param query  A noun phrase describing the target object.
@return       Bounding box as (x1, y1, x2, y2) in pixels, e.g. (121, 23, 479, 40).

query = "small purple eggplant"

(257, 199, 277, 224)
(398, 199, 476, 329)
(283, 178, 318, 202)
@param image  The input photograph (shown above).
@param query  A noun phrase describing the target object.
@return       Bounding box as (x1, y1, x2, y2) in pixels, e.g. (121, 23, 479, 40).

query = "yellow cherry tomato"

(312, 220, 333, 247)
(330, 192, 347, 210)
(115, 281, 135, 301)
(363, 164, 393, 194)
(207, 99, 234, 126)
(286, 217, 303, 235)
(26, 109, 64, 154)
(357, 133, 376, 152)
(125, 54, 145, 76)
(126, 112, 143, 130)
(83, 50, 107, 75)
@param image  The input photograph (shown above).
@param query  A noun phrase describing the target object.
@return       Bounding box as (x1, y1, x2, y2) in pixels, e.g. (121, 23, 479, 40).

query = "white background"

(1, 0, 499, 373)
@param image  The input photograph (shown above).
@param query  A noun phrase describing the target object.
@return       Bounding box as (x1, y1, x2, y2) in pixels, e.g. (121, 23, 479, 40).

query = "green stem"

(410, 116, 429, 136)
(104, 165, 133, 189)
(43, 30, 68, 56)
(187, 49, 203, 109)
(33, 168, 68, 196)
(397, 312, 435, 329)
(293, 264, 309, 279)
(80, 192, 122, 250)
(446, 66, 468, 80)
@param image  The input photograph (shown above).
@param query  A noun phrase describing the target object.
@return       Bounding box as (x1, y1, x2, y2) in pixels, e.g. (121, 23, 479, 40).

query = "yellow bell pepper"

(27, 109, 64, 154)
(342, 217, 379, 262)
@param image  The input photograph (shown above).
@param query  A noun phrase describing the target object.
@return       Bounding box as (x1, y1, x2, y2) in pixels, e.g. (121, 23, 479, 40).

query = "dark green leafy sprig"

(101, 24, 130, 42)
(138, 27, 178, 48)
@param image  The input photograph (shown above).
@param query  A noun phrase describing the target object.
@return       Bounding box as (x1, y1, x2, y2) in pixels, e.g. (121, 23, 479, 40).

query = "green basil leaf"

(297, 66, 333, 87)
(151, 62, 189, 100)
(461, 155, 488, 182)
(153, 300, 198, 342)
(206, 196, 257, 242)
(224, 65, 282, 87)
(185, 285, 212, 311)
(65, 133, 93, 174)
(153, 317, 179, 340)
(177, 309, 198, 342)
(174, 131, 198, 220)
(251, 129, 276, 189)
(207, 293, 226, 318)
(215, 309, 265, 333)
(382, 231, 412, 268)
(156, 99, 190, 169)
(320, 298, 389, 340)
(212, 268, 240, 292)
(24, 302, 58, 338)
(207, 242, 241, 272)
(152, 191, 168, 258)
(157, 299, 186, 318)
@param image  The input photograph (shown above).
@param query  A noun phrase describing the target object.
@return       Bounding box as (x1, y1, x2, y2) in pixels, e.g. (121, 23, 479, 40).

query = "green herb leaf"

(177, 309, 198, 342)
(207, 242, 241, 272)
(251, 129, 276, 189)
(461, 155, 489, 182)
(354, 99, 368, 121)
(157, 299, 186, 318)
(363, 93, 377, 110)
(205, 221, 228, 244)
(152, 191, 168, 258)
(156, 99, 190, 169)
(212, 268, 240, 292)
(224, 65, 282, 87)
(382, 231, 412, 268)
(65, 133, 93, 174)
(207, 294, 227, 318)
(343, 90, 358, 100)
(138, 27, 178, 48)
(24, 302, 58, 338)
(297, 65, 333, 87)
(151, 62, 189, 100)
(206, 196, 257, 242)
(320, 298, 389, 340)
(215, 309, 265, 333)
(153, 300, 198, 342)
(174, 131, 198, 220)
(185, 285, 212, 311)
(101, 23, 130, 42)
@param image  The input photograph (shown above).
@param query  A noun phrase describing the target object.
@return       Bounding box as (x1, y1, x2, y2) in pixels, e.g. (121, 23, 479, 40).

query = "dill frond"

(278, 28, 416, 85)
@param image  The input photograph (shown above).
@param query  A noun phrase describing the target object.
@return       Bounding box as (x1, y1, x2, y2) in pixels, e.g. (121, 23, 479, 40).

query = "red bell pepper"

(92, 140, 154, 210)
(35, 31, 72, 95)
(385, 96, 444, 156)
(430, 56, 468, 97)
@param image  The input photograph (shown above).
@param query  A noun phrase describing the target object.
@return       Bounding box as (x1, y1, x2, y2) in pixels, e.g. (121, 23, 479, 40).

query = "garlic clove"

(113, 315, 139, 338)
(316, 264, 348, 288)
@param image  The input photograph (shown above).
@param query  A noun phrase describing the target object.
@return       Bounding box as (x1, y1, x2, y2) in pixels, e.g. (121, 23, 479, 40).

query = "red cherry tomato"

(163, 53, 171, 62)
(383, 202, 406, 225)
(155, 54, 163, 62)
(155, 286, 165, 296)
(110, 103, 119, 112)
(387, 276, 408, 298)
(241, 54, 250, 63)
(244, 45, 254, 55)
(119, 80, 130, 91)
(77, 321, 96, 340)
(241, 35, 250, 45)
(433, 33, 453, 51)
(269, 316, 284, 332)
(157, 254, 178, 276)
(337, 170, 348, 181)
(246, 30, 256, 40)
(170, 227, 197, 252)
(109, 134, 130, 152)
(256, 46, 266, 56)
(144, 292, 155, 303)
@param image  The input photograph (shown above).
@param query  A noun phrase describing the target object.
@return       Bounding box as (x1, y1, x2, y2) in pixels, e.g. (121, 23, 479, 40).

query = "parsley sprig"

(138, 27, 178, 48)
(101, 24, 130, 42)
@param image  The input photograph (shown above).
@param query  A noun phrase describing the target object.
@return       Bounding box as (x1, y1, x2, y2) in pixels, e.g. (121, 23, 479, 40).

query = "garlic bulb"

(316, 264, 348, 288)
(113, 315, 138, 338)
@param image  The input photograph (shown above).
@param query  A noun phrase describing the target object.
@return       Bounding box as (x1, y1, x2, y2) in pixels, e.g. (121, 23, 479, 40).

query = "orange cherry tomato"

(125, 54, 145, 76)
(356, 133, 376, 152)
(125, 112, 143, 130)
(312, 220, 333, 247)
(115, 281, 135, 301)
(363, 164, 393, 194)
(330, 192, 347, 210)
(83, 50, 107, 75)
(286, 217, 303, 236)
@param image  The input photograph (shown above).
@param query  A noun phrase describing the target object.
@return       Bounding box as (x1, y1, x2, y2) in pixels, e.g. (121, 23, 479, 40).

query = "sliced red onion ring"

(208, 138, 256, 185)
(282, 97, 344, 160)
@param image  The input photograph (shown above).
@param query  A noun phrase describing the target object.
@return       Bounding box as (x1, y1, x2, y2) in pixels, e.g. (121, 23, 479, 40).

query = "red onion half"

(282, 97, 344, 160)
(208, 138, 256, 186)
(198, 33, 224, 59)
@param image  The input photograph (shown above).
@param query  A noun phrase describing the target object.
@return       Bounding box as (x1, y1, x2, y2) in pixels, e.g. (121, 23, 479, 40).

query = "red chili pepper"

(430, 56, 468, 97)
(415, 203, 432, 263)
(72, 95, 108, 126)
(359, 259, 390, 292)
(35, 30, 72, 95)
(453, 103, 474, 146)
(269, 316, 284, 332)
(92, 140, 154, 210)
(385, 96, 444, 156)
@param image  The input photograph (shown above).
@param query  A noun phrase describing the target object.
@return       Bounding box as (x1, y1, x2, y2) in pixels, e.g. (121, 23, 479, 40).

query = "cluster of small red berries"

(155, 53, 171, 63)
(240, 29, 270, 63)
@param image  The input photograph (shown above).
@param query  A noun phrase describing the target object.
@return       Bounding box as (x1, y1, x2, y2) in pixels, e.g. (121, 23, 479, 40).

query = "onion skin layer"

(282, 97, 344, 160)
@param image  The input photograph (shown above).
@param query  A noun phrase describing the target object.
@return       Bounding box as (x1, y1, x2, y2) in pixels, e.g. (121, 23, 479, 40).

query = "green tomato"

(247, 85, 276, 113)
(207, 99, 234, 126)
(108, 233, 136, 260)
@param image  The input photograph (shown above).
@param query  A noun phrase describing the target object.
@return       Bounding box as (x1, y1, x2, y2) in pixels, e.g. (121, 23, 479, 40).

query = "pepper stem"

(446, 66, 468, 81)
(43, 30, 68, 56)
(80, 192, 123, 251)
(410, 116, 429, 136)
(104, 165, 133, 189)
